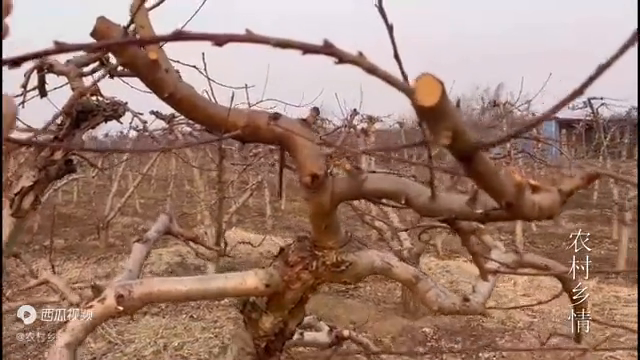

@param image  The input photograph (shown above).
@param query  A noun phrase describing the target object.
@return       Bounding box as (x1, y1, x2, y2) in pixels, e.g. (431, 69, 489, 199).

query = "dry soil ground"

(2, 174, 638, 360)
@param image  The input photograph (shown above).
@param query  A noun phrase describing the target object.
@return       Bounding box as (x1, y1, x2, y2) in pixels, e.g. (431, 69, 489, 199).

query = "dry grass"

(2, 160, 637, 360)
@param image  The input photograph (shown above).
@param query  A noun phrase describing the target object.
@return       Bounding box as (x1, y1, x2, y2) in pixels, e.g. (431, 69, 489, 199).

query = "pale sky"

(2, 0, 638, 133)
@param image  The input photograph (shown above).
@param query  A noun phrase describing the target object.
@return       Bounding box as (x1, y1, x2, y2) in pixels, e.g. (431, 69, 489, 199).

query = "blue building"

(541, 118, 560, 159)
(489, 118, 561, 160)
(540, 116, 637, 160)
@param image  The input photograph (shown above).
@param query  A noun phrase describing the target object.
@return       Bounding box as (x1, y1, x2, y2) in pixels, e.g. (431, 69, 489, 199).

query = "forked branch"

(412, 74, 599, 220)
(50, 213, 282, 360)
(32, 5, 617, 359)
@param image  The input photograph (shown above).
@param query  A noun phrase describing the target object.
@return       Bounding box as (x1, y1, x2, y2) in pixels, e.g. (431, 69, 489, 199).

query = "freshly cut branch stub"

(413, 73, 442, 107)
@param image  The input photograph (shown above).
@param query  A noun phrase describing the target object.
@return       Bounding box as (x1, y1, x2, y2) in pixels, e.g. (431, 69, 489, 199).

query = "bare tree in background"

(2, 1, 638, 359)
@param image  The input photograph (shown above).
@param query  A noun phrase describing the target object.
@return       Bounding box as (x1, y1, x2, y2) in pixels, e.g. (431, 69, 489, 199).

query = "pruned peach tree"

(2, 0, 638, 359)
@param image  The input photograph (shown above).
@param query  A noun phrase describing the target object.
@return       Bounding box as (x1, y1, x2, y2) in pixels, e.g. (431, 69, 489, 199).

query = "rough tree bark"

(75, 15, 598, 360)
(3, 54, 126, 266)
(615, 125, 634, 270)
(33, 7, 609, 359)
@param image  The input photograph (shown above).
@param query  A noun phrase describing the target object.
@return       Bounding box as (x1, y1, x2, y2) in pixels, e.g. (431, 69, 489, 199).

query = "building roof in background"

(552, 115, 638, 125)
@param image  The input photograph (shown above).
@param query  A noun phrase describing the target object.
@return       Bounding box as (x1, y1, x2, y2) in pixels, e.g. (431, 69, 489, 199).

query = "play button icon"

(17, 304, 37, 325)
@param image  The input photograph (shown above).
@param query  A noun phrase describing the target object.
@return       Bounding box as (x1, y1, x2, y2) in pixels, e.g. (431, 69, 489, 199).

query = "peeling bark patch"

(317, 251, 351, 275)
(241, 297, 304, 359)
(280, 240, 318, 290)
(241, 236, 321, 359)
